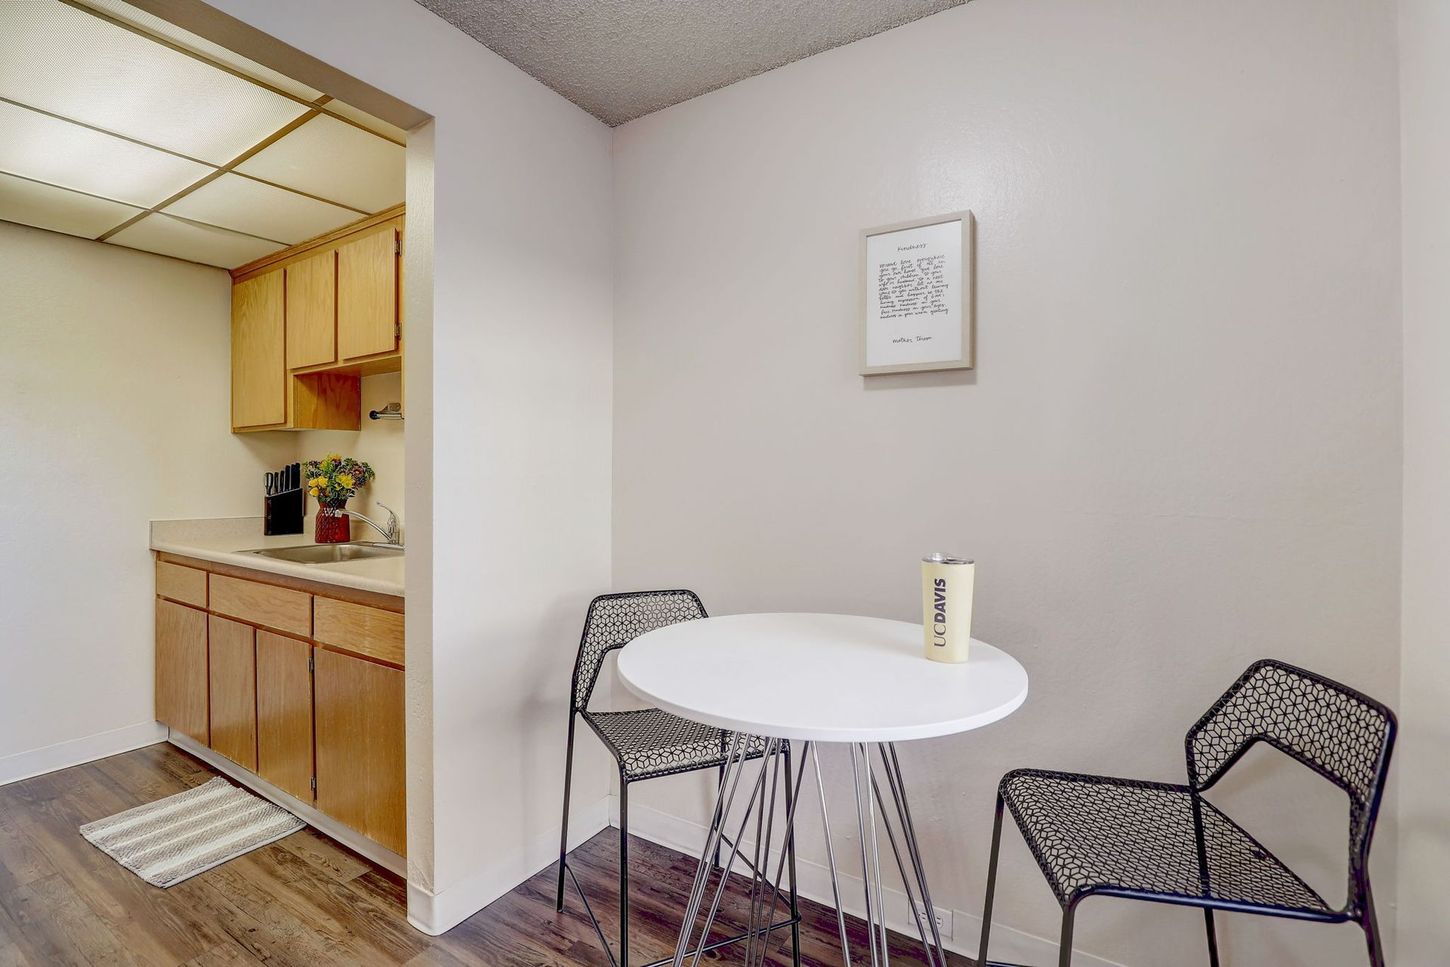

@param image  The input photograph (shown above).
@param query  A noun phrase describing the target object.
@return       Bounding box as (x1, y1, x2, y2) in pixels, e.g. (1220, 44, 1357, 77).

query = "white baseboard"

(168, 733, 409, 877)
(407, 794, 612, 936)
(619, 799, 1128, 967)
(0, 721, 168, 787)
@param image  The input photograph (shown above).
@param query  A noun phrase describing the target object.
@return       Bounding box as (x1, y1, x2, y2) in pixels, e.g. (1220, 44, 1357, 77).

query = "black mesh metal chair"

(555, 590, 801, 967)
(978, 659, 1396, 967)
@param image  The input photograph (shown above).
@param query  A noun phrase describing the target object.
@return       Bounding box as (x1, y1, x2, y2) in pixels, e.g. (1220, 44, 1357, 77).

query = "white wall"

(180, 0, 616, 933)
(1395, 1, 1450, 962)
(0, 222, 294, 781)
(611, 2, 1402, 965)
(295, 371, 406, 535)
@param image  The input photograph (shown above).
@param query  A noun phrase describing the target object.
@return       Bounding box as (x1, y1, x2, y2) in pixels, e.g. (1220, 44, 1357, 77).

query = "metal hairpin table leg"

(670, 740, 942, 967)
(671, 737, 800, 967)
(815, 743, 946, 967)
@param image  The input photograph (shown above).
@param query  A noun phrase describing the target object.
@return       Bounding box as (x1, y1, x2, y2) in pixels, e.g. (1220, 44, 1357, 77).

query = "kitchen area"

(1, 0, 410, 875)
(147, 183, 410, 870)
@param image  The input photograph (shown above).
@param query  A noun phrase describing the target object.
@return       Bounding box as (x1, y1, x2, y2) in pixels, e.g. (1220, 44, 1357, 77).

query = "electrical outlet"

(915, 905, 954, 940)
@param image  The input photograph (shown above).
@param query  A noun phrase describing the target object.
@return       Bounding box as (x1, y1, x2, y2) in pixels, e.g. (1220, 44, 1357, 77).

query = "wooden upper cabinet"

(231, 273, 286, 430)
(230, 210, 401, 431)
(285, 249, 336, 370)
(337, 228, 398, 361)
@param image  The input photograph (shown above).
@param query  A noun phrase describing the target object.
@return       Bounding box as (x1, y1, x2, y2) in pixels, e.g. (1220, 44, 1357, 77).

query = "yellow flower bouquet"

(303, 453, 375, 543)
(304, 453, 376, 506)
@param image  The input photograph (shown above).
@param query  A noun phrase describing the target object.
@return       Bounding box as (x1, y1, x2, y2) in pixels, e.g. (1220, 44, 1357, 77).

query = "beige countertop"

(151, 517, 405, 598)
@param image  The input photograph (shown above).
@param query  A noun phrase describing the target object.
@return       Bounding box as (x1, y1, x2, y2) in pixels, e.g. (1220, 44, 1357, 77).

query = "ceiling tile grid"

(0, 99, 212, 207)
(0, 1, 310, 165)
(0, 0, 407, 268)
(0, 171, 142, 239)
(107, 213, 284, 267)
(235, 114, 407, 214)
(162, 172, 363, 245)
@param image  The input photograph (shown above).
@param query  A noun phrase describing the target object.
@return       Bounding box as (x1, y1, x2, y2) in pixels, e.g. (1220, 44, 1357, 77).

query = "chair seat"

(583, 707, 774, 782)
(1000, 769, 1333, 915)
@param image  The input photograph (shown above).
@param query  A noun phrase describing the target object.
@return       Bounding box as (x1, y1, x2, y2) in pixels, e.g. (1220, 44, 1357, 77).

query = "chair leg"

(783, 743, 801, 967)
(977, 794, 1005, 967)
(1362, 886, 1385, 967)
(619, 776, 630, 967)
(1203, 909, 1220, 967)
(556, 714, 577, 912)
(1058, 902, 1078, 967)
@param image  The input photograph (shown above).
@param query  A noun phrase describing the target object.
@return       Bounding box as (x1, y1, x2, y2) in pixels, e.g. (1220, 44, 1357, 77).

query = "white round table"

(619, 613, 1029, 967)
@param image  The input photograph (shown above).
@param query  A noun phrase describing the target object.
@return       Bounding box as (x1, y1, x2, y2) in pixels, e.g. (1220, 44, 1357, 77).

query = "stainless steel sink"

(242, 542, 404, 564)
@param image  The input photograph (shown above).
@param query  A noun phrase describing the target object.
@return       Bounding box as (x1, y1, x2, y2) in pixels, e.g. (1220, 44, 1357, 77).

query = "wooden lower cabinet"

(256, 631, 314, 802)
(315, 648, 406, 856)
(155, 599, 208, 744)
(154, 557, 405, 857)
(208, 616, 257, 771)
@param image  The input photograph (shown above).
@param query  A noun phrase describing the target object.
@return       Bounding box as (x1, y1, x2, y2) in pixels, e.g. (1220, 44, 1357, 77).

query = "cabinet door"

(208, 615, 257, 770)
(315, 649, 405, 855)
(285, 249, 336, 369)
(231, 272, 286, 429)
(155, 599, 208, 744)
(256, 632, 313, 802)
(336, 228, 397, 360)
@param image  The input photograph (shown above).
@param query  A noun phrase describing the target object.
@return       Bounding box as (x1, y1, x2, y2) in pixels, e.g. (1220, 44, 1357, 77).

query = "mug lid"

(922, 552, 973, 565)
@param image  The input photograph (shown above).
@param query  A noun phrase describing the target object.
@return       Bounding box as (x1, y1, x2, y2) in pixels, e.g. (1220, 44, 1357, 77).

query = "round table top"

(617, 613, 1029, 743)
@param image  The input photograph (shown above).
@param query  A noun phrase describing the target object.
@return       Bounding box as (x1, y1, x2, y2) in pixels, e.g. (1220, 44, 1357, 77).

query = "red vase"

(315, 504, 350, 543)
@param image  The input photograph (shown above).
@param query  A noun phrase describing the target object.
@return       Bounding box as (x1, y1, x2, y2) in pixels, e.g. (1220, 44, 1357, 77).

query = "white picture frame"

(860, 210, 974, 375)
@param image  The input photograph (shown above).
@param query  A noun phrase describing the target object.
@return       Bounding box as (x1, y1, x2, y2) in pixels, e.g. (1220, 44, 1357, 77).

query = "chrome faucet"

(348, 502, 403, 547)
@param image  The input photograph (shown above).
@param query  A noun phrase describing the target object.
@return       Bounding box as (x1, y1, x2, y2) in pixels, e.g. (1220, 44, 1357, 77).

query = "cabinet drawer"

(210, 574, 311, 637)
(314, 597, 403, 667)
(155, 561, 207, 607)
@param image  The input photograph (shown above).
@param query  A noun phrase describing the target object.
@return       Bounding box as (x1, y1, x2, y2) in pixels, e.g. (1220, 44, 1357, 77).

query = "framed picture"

(860, 211, 974, 375)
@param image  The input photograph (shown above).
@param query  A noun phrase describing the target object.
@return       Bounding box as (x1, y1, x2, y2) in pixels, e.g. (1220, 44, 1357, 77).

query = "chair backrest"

(569, 590, 707, 713)
(1184, 659, 1396, 910)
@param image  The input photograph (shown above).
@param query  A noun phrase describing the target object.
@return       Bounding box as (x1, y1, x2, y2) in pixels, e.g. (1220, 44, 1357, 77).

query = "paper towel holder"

(369, 402, 403, 421)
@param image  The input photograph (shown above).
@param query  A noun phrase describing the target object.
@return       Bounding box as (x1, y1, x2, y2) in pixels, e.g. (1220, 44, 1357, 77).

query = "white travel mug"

(922, 553, 974, 663)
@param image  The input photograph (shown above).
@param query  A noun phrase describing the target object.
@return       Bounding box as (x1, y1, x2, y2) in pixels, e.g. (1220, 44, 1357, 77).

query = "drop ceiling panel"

(74, 0, 325, 102)
(0, 0, 311, 164)
(164, 173, 362, 245)
(0, 100, 213, 207)
(106, 212, 284, 268)
(0, 171, 142, 239)
(235, 114, 405, 212)
(323, 100, 409, 144)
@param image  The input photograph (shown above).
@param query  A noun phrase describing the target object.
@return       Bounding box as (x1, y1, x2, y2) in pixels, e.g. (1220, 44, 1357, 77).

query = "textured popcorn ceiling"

(412, 0, 963, 125)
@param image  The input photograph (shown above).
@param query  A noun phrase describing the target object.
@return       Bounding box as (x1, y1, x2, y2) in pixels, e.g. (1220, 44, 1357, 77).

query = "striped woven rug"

(80, 776, 303, 887)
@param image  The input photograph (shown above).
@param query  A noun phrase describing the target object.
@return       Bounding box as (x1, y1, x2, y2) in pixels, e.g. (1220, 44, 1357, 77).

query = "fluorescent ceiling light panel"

(0, 100, 213, 207)
(0, 0, 310, 164)
(235, 114, 405, 212)
(164, 173, 361, 245)
(107, 212, 283, 268)
(0, 171, 142, 239)
(73, 0, 325, 102)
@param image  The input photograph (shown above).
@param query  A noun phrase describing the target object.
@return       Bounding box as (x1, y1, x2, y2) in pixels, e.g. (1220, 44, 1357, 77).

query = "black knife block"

(264, 488, 305, 536)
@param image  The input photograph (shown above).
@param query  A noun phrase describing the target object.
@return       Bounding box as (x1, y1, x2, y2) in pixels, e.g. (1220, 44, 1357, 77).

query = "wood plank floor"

(0, 744, 974, 967)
